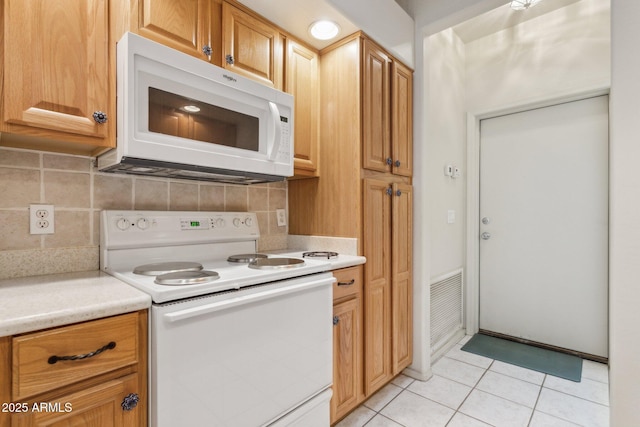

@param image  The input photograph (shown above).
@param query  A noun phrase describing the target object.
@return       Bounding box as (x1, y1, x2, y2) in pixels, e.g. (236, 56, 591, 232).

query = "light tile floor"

(336, 335, 609, 427)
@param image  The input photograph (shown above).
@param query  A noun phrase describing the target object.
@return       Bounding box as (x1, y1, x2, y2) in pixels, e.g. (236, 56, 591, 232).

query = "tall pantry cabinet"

(288, 32, 413, 419)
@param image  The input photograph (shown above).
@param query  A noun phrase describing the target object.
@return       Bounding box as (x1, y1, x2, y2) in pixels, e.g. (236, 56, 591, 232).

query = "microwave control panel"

(276, 115, 291, 163)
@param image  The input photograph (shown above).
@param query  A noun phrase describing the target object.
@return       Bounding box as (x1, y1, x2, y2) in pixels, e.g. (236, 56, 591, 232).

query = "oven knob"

(233, 218, 241, 227)
(116, 218, 130, 231)
(244, 217, 253, 227)
(215, 218, 225, 228)
(137, 218, 149, 230)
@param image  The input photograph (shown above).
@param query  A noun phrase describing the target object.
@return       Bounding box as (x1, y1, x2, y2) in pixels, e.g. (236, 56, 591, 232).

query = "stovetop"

(108, 255, 332, 303)
(100, 210, 335, 303)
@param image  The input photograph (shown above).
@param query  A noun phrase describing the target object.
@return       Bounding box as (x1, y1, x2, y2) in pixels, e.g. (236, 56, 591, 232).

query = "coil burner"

(302, 251, 339, 259)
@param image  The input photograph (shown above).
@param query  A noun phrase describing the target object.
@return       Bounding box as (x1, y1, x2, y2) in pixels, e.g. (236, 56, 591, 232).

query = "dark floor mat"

(461, 333, 582, 382)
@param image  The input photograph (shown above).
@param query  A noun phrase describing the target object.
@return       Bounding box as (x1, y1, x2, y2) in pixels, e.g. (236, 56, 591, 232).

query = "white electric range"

(101, 210, 335, 427)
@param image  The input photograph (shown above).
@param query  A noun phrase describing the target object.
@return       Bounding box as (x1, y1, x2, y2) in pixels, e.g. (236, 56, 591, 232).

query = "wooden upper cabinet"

(135, 0, 217, 63)
(362, 39, 391, 174)
(1, 0, 114, 155)
(361, 38, 413, 177)
(285, 38, 319, 177)
(222, 2, 283, 89)
(391, 62, 413, 177)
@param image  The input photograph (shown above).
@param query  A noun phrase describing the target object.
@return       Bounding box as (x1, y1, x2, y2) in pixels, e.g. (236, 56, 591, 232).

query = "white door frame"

(464, 85, 610, 334)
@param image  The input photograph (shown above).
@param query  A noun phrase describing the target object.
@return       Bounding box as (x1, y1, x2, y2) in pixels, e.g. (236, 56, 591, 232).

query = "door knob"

(481, 232, 491, 240)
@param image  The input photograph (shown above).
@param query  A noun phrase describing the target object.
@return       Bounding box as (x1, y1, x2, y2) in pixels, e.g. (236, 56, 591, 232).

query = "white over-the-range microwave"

(97, 32, 294, 184)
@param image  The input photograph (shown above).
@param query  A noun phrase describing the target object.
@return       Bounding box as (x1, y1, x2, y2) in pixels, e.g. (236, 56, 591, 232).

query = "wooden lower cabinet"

(363, 179, 413, 395)
(0, 311, 147, 427)
(331, 266, 363, 424)
(11, 374, 141, 427)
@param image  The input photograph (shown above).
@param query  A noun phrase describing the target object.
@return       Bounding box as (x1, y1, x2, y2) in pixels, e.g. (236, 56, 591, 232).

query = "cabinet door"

(136, 0, 214, 62)
(363, 178, 392, 395)
(362, 39, 391, 174)
(11, 374, 142, 427)
(391, 62, 413, 177)
(331, 297, 360, 422)
(285, 39, 319, 177)
(392, 183, 413, 373)
(222, 2, 282, 89)
(2, 0, 112, 150)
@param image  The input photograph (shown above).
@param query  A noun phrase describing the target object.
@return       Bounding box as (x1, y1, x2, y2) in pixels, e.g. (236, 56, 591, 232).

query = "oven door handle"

(163, 277, 334, 322)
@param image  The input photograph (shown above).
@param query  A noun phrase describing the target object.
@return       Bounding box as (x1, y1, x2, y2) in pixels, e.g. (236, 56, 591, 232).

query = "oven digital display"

(180, 219, 210, 230)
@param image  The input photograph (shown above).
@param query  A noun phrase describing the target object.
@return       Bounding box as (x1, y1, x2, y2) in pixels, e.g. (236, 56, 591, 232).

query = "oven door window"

(148, 87, 259, 152)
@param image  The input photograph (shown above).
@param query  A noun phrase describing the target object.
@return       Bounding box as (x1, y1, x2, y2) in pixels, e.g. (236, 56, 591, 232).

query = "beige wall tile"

(0, 168, 40, 208)
(269, 188, 287, 211)
(43, 154, 91, 172)
(44, 171, 90, 208)
(256, 212, 269, 236)
(248, 186, 269, 211)
(94, 174, 133, 210)
(225, 185, 248, 211)
(0, 210, 40, 250)
(170, 182, 199, 210)
(269, 211, 288, 235)
(0, 149, 40, 168)
(268, 180, 287, 189)
(200, 184, 225, 211)
(93, 211, 101, 246)
(44, 211, 91, 248)
(135, 179, 168, 210)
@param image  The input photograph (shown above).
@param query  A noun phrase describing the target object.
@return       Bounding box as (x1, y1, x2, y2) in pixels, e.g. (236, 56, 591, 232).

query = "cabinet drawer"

(12, 312, 140, 400)
(333, 266, 363, 301)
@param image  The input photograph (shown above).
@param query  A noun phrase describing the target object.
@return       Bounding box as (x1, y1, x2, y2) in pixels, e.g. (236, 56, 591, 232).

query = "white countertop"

(0, 270, 151, 337)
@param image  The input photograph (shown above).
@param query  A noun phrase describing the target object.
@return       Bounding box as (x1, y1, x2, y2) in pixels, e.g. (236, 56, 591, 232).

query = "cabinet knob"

(226, 54, 234, 65)
(386, 187, 393, 196)
(202, 45, 212, 56)
(395, 160, 401, 167)
(121, 393, 139, 411)
(396, 189, 402, 196)
(333, 316, 340, 326)
(386, 157, 393, 166)
(92, 111, 108, 124)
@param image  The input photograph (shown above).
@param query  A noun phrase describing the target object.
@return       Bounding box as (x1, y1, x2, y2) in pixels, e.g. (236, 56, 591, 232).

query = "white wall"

(609, 0, 640, 423)
(465, 0, 610, 112)
(425, 30, 467, 279)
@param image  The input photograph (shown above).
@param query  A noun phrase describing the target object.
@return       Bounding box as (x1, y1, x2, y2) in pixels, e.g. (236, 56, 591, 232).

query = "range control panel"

(101, 210, 260, 249)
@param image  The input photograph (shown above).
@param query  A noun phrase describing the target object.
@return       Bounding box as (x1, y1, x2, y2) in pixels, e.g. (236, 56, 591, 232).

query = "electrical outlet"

(30, 204, 55, 235)
(276, 209, 287, 227)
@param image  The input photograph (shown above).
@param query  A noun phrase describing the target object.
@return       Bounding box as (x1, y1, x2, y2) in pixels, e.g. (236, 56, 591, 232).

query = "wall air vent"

(431, 269, 464, 356)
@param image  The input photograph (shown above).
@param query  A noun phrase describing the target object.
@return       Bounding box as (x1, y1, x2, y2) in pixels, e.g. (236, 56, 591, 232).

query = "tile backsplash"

(0, 147, 288, 279)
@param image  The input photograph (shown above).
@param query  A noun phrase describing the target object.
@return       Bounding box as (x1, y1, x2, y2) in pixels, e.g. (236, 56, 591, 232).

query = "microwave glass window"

(148, 88, 259, 152)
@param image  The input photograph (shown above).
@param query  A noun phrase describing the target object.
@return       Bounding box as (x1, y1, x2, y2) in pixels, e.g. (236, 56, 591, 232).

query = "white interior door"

(479, 96, 609, 358)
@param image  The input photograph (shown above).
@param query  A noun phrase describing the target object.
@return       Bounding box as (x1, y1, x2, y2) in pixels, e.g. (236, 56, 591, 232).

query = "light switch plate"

(447, 210, 455, 224)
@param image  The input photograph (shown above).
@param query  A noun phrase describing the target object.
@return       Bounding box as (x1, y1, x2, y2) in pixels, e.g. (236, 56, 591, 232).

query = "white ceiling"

(236, 0, 359, 50)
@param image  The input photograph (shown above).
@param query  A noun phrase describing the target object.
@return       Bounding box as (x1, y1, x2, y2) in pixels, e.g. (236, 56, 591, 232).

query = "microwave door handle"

(267, 102, 282, 161)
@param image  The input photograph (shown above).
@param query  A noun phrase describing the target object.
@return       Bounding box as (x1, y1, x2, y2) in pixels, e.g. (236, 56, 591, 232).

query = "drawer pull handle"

(121, 393, 139, 411)
(337, 279, 355, 287)
(47, 341, 116, 364)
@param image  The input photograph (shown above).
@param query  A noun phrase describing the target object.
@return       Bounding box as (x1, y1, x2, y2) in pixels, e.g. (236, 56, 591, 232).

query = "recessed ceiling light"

(309, 20, 340, 41)
(183, 105, 201, 113)
(510, 0, 543, 10)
